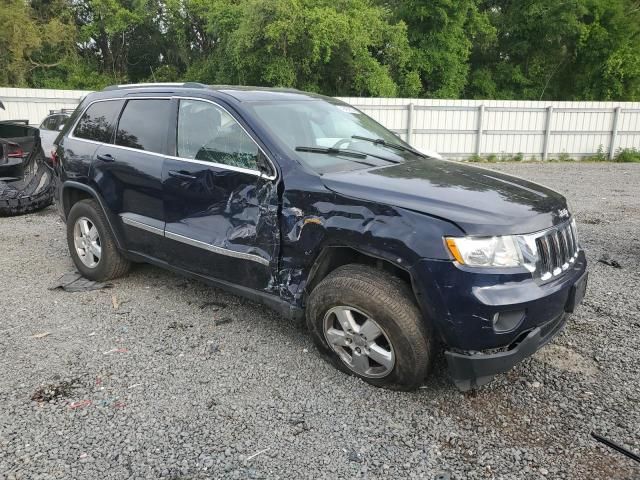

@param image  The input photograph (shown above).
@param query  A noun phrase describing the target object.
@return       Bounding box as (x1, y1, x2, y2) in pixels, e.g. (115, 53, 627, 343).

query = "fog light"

(492, 310, 525, 333)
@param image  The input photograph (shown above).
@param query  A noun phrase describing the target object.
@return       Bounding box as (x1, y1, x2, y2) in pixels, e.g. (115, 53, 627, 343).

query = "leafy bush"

(614, 148, 640, 163)
(583, 145, 607, 162)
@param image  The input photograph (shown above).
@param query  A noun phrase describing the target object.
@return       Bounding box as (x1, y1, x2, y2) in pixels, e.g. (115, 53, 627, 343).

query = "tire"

(0, 163, 54, 216)
(307, 264, 433, 390)
(66, 199, 130, 281)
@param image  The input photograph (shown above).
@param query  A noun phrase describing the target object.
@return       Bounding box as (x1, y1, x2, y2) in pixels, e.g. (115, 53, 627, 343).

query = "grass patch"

(466, 152, 524, 163)
(463, 146, 640, 163)
(614, 147, 640, 163)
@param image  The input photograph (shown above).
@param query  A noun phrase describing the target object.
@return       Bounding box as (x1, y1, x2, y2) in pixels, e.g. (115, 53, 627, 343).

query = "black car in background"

(53, 83, 588, 391)
(0, 120, 39, 180)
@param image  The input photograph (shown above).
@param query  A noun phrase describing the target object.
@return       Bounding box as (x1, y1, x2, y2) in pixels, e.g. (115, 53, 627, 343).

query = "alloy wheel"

(322, 306, 395, 378)
(73, 216, 101, 268)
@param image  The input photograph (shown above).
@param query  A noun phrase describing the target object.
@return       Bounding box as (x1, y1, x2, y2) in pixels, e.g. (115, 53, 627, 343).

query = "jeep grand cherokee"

(53, 83, 588, 390)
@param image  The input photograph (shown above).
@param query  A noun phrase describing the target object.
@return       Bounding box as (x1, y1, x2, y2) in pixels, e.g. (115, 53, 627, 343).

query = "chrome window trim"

(165, 231, 270, 266)
(67, 95, 278, 180)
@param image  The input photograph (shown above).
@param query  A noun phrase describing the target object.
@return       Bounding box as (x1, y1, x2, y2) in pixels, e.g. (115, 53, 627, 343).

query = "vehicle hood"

(321, 158, 569, 236)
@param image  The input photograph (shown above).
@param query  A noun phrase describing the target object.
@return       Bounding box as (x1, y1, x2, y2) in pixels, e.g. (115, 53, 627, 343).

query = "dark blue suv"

(53, 83, 588, 391)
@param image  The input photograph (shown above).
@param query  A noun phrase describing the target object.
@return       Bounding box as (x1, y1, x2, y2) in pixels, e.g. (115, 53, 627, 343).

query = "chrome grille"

(534, 220, 579, 281)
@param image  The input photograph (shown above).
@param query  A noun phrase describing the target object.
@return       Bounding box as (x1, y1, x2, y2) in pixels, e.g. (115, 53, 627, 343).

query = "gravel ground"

(0, 163, 639, 480)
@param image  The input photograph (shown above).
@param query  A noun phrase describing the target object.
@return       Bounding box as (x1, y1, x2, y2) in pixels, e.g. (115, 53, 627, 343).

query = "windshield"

(246, 99, 416, 174)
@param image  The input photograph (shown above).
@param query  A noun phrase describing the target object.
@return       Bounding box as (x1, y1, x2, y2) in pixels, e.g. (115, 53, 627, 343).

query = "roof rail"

(48, 108, 76, 115)
(103, 82, 208, 91)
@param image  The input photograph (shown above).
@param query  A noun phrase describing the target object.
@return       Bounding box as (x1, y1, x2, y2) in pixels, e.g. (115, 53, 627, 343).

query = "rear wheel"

(307, 264, 433, 390)
(66, 199, 130, 281)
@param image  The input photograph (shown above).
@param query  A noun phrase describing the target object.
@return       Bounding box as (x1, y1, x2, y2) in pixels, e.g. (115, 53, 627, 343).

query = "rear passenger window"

(177, 99, 259, 170)
(116, 99, 170, 154)
(40, 116, 54, 130)
(73, 100, 124, 143)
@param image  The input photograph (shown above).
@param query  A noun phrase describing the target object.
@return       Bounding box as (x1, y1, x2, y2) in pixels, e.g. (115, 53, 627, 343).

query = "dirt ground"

(1, 162, 639, 479)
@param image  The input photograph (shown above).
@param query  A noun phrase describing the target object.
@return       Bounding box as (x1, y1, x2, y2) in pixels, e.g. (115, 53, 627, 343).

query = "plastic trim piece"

(121, 214, 164, 236)
(119, 211, 270, 266)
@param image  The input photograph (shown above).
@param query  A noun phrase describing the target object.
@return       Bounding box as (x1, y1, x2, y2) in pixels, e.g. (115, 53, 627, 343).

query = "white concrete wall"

(1, 88, 638, 159)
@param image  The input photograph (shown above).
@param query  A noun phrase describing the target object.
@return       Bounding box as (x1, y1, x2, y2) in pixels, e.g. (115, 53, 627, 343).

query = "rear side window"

(73, 100, 124, 143)
(116, 99, 170, 154)
(40, 116, 57, 130)
(40, 115, 66, 130)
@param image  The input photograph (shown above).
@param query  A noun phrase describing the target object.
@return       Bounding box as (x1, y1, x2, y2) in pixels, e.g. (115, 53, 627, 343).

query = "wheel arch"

(305, 246, 418, 305)
(61, 181, 125, 250)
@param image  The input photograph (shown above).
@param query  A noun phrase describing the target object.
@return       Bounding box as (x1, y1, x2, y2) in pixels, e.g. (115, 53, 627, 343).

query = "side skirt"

(125, 250, 304, 321)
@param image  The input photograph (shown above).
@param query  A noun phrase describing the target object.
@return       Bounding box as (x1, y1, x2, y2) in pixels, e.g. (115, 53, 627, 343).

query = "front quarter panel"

(275, 169, 464, 305)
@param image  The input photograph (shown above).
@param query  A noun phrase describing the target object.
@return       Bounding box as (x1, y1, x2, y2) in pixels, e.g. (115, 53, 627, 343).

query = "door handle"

(168, 170, 197, 180)
(97, 153, 115, 162)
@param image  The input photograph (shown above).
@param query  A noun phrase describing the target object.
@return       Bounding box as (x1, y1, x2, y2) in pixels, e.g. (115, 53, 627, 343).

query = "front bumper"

(445, 310, 568, 391)
(412, 251, 588, 390)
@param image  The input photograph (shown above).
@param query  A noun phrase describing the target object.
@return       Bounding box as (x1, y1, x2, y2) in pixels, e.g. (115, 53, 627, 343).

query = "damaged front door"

(162, 98, 279, 290)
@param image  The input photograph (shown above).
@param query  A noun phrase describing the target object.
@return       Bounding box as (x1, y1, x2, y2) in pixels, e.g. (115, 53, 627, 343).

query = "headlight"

(446, 219, 580, 273)
(445, 236, 523, 268)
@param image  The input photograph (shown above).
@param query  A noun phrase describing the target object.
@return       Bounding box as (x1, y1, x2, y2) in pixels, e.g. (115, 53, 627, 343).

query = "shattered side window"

(177, 99, 259, 171)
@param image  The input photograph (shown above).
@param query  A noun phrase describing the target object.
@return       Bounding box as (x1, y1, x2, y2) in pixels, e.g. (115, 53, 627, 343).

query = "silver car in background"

(39, 109, 73, 158)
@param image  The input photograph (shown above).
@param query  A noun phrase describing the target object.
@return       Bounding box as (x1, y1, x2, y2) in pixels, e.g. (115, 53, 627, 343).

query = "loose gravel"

(1, 163, 639, 479)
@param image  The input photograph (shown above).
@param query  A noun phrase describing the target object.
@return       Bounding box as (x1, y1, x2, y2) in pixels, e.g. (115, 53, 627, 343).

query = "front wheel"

(307, 264, 433, 390)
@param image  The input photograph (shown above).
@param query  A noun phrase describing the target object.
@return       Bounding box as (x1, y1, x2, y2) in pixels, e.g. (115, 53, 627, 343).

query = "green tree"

(0, 0, 76, 86)
(185, 0, 419, 97)
(468, 0, 640, 100)
(390, 0, 495, 98)
(1, 0, 639, 101)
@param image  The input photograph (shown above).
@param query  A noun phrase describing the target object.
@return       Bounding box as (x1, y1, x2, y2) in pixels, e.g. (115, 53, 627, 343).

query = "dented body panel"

(162, 158, 279, 290)
(275, 171, 464, 305)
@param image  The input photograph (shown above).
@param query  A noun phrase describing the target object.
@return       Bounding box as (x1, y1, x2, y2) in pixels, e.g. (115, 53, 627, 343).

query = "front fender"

(276, 186, 464, 308)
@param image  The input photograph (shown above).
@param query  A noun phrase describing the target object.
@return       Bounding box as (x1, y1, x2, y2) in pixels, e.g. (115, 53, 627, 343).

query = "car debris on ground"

(0, 100, 54, 216)
(49, 271, 114, 292)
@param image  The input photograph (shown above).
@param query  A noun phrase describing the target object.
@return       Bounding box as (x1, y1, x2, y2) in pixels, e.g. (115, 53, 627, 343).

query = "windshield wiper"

(295, 146, 377, 167)
(351, 135, 426, 158)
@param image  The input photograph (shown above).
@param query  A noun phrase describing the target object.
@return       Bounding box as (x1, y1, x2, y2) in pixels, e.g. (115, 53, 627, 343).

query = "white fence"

(342, 98, 640, 159)
(338, 98, 640, 160)
(1, 88, 639, 159)
(0, 87, 90, 126)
